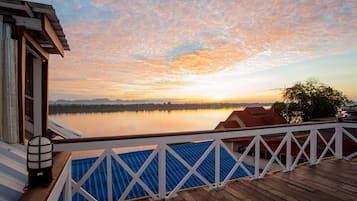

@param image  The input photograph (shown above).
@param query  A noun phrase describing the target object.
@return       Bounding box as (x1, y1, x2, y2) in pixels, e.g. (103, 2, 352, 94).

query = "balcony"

(21, 121, 357, 201)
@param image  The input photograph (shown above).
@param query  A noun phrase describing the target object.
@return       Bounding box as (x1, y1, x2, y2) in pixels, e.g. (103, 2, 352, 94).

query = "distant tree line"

(49, 103, 269, 114)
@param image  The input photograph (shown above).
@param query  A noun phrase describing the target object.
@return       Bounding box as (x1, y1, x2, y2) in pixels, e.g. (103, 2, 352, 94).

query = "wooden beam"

(12, 16, 41, 31)
(23, 31, 49, 60)
(42, 60, 49, 138)
(24, 2, 34, 18)
(0, 15, 3, 40)
(42, 15, 64, 57)
(0, 2, 27, 11)
(0, 1, 33, 17)
(17, 27, 26, 145)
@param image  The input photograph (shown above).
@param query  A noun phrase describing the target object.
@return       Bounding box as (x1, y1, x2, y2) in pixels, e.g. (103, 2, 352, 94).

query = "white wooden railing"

(52, 121, 357, 201)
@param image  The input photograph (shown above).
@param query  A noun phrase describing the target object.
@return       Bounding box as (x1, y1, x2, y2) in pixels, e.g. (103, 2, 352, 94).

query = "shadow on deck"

(143, 159, 357, 201)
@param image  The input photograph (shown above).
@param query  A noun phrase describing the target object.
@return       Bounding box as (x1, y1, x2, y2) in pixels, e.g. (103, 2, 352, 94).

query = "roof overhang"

(0, 0, 70, 57)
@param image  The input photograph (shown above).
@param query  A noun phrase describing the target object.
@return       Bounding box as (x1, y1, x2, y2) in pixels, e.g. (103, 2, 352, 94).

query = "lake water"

(50, 108, 243, 137)
(50, 108, 243, 158)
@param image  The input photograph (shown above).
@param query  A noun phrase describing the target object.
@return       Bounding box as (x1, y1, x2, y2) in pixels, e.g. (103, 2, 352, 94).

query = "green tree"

(282, 79, 350, 121)
(271, 101, 287, 115)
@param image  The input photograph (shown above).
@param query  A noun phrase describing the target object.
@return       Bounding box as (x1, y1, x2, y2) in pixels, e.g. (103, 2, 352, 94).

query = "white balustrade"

(52, 122, 357, 201)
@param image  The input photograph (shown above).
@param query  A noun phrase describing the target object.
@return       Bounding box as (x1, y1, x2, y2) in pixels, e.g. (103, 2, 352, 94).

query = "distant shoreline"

(49, 103, 271, 114)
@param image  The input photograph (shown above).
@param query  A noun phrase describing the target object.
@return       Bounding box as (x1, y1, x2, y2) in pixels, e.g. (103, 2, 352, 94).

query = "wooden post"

(335, 126, 343, 159)
(106, 149, 113, 201)
(63, 156, 72, 201)
(254, 136, 260, 178)
(310, 130, 317, 165)
(159, 143, 166, 199)
(17, 27, 26, 144)
(215, 140, 220, 188)
(42, 60, 49, 137)
(286, 132, 292, 171)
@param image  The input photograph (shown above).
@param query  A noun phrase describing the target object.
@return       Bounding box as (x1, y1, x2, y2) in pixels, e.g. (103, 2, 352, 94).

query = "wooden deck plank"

(138, 160, 357, 201)
(207, 188, 241, 201)
(230, 181, 279, 201)
(248, 179, 300, 201)
(260, 176, 316, 201)
(229, 181, 271, 201)
(290, 167, 357, 199)
(279, 172, 356, 201)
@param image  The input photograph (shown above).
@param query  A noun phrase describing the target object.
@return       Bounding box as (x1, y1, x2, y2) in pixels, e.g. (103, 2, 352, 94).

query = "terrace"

(1, 1, 356, 201)
(21, 120, 357, 201)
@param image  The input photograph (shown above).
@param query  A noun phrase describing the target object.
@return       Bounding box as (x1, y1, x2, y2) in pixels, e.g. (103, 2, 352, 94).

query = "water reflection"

(50, 108, 242, 158)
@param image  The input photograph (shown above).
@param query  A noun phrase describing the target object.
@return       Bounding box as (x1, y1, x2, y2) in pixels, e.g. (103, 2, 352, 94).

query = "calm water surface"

(50, 108, 243, 158)
(50, 108, 243, 137)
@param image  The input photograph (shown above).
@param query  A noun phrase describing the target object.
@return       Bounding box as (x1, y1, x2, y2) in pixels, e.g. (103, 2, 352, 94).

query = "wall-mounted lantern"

(27, 136, 53, 187)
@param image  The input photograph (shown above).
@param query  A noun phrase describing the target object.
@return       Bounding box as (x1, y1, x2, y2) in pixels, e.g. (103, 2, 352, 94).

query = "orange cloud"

(47, 0, 357, 101)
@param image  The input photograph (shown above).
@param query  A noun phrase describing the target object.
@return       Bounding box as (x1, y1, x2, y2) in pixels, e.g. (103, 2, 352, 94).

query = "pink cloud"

(49, 0, 357, 100)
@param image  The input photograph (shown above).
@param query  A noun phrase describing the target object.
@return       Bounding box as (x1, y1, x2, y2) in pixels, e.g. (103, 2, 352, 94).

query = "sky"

(34, 0, 357, 103)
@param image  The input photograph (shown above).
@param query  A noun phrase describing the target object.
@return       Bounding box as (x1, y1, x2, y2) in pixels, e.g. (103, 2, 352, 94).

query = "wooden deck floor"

(144, 159, 357, 201)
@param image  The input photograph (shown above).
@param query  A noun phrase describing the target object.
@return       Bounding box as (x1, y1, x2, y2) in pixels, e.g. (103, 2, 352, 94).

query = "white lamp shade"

(27, 136, 53, 170)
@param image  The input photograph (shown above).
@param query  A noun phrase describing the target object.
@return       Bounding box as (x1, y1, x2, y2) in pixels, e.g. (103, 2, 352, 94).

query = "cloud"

(47, 0, 357, 100)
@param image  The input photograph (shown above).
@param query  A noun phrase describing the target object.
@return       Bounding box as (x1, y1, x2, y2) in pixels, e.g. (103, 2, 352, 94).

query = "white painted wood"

(286, 132, 292, 171)
(33, 58, 42, 136)
(111, 151, 158, 200)
(2, 25, 19, 143)
(345, 152, 357, 160)
(51, 122, 357, 201)
(165, 144, 214, 189)
(48, 156, 71, 201)
(119, 147, 159, 201)
(317, 130, 336, 155)
(259, 135, 287, 178)
(158, 144, 166, 199)
(309, 130, 317, 165)
(342, 128, 357, 143)
(0, 171, 25, 193)
(341, 123, 357, 129)
(222, 137, 256, 186)
(0, 154, 27, 175)
(335, 126, 343, 159)
(167, 141, 216, 198)
(72, 180, 97, 201)
(77, 151, 106, 186)
(54, 123, 341, 152)
(215, 139, 220, 188)
(63, 157, 72, 201)
(254, 136, 260, 178)
(106, 149, 113, 201)
(316, 132, 336, 164)
(291, 134, 311, 170)
(219, 140, 253, 179)
(261, 136, 286, 168)
(0, 141, 27, 160)
(48, 118, 82, 139)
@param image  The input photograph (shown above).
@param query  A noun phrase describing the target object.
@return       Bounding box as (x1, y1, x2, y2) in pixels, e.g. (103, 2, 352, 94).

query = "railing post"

(310, 130, 317, 165)
(215, 140, 220, 188)
(335, 125, 343, 159)
(106, 149, 113, 201)
(254, 136, 260, 178)
(159, 144, 166, 199)
(63, 156, 72, 201)
(286, 132, 292, 172)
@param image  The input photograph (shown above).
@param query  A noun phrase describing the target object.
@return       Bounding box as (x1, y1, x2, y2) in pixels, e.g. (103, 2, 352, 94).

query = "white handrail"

(52, 122, 357, 201)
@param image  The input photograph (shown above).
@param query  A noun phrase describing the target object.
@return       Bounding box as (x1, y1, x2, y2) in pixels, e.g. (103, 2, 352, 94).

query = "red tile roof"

(215, 107, 287, 129)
